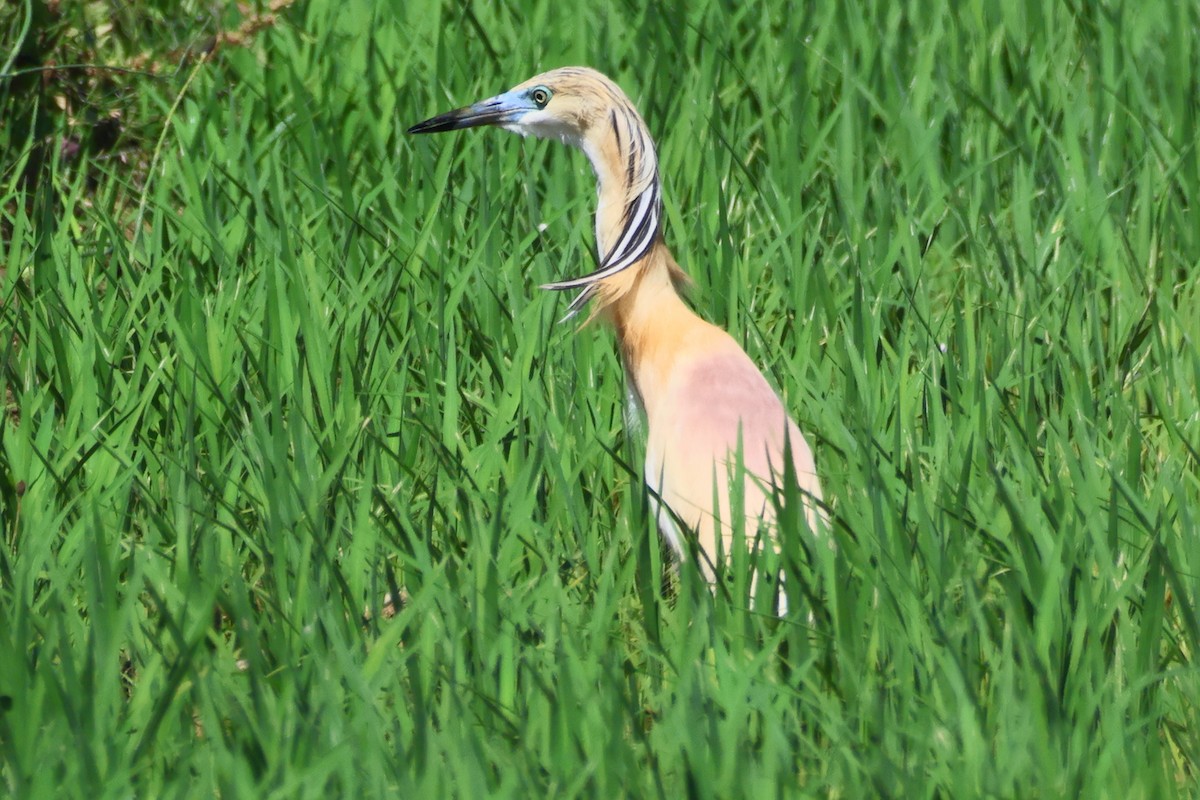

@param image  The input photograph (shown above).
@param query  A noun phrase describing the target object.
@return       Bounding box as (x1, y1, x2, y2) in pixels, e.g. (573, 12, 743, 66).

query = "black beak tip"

(407, 109, 479, 135)
(407, 117, 443, 135)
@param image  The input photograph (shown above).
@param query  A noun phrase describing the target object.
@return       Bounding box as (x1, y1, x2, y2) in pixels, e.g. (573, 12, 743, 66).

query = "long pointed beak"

(408, 92, 524, 135)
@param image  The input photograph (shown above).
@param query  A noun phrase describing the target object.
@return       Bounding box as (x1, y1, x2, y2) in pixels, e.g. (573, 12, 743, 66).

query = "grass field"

(2, 0, 1199, 796)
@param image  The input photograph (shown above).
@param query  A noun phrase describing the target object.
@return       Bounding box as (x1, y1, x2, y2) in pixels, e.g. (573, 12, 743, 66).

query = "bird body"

(410, 67, 824, 607)
(605, 246, 821, 573)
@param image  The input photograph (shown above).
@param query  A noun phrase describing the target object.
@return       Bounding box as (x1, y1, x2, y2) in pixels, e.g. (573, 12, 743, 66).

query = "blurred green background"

(1, 0, 1198, 796)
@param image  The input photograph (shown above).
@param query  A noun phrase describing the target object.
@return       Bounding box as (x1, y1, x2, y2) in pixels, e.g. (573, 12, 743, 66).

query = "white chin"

(499, 122, 532, 138)
(510, 117, 581, 148)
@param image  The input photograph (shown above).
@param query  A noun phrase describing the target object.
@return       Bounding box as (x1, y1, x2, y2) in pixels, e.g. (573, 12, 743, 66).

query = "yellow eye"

(530, 87, 551, 108)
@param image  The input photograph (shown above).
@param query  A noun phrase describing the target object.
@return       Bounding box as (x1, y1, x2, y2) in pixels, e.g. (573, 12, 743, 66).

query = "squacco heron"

(410, 67, 825, 612)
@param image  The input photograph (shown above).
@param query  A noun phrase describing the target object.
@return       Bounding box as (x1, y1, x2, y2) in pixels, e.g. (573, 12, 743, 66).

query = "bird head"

(408, 67, 616, 148)
(408, 67, 672, 318)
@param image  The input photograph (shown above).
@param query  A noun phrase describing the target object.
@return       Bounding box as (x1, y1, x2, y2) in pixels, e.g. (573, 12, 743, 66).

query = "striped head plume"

(409, 67, 666, 319)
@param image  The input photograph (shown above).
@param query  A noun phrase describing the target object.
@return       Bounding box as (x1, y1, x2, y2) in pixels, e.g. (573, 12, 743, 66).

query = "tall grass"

(2, 0, 1197, 796)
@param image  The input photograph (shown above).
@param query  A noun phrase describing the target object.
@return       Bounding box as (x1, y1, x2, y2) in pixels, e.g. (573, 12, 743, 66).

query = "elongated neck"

(580, 107, 662, 272)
